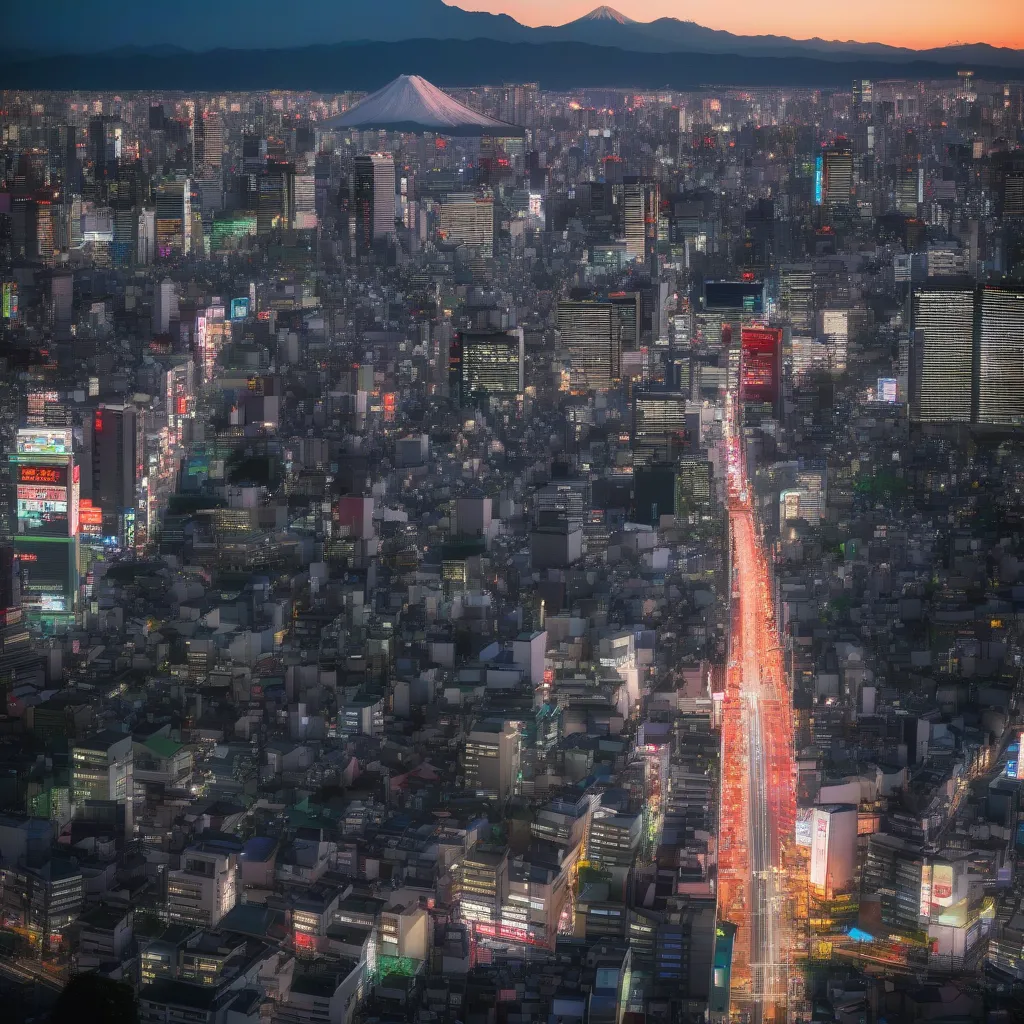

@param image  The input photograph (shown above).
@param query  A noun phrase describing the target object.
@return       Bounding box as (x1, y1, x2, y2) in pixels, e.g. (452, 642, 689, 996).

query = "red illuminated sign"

(19, 465, 66, 485)
(740, 327, 782, 405)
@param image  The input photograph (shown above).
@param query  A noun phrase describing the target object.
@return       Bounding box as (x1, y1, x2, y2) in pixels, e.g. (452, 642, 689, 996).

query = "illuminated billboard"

(17, 428, 72, 455)
(815, 156, 823, 205)
(15, 536, 77, 616)
(18, 465, 67, 486)
(932, 863, 954, 907)
(740, 326, 782, 405)
(877, 378, 898, 403)
(230, 297, 250, 320)
(78, 499, 103, 536)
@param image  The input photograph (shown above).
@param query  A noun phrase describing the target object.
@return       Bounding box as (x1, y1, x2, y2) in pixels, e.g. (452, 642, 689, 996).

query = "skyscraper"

(910, 282, 976, 425)
(11, 427, 79, 622)
(632, 391, 691, 467)
(556, 300, 621, 391)
(822, 139, 855, 211)
(354, 153, 396, 248)
(450, 329, 524, 404)
(84, 404, 142, 547)
(439, 192, 494, 259)
(623, 177, 659, 262)
(154, 178, 191, 258)
(976, 285, 1024, 427)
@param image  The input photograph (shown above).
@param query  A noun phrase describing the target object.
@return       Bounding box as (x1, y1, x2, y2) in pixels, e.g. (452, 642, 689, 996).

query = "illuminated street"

(722, 399, 798, 1023)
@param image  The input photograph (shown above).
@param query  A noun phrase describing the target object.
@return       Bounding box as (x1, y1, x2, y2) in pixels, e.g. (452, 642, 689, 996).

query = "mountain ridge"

(2, 0, 1021, 67)
(1, 37, 1020, 93)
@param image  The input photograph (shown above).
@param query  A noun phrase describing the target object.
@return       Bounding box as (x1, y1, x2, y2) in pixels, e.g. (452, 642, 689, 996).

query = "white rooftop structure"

(322, 75, 524, 137)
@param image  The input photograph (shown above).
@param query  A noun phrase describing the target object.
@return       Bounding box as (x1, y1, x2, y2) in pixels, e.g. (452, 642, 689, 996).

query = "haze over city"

(0, 5, 1023, 1024)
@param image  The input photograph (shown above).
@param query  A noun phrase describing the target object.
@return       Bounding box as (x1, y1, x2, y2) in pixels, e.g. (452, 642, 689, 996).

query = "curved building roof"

(323, 75, 524, 137)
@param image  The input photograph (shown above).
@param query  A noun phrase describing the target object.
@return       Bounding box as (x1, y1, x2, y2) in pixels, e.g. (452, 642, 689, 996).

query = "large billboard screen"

(16, 538, 75, 613)
(18, 464, 68, 486)
(741, 326, 782, 404)
(17, 428, 72, 455)
(230, 297, 250, 320)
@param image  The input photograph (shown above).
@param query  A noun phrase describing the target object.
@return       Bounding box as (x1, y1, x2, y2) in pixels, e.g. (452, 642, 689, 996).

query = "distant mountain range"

(2, 38, 1021, 94)
(2, 1, 1022, 89)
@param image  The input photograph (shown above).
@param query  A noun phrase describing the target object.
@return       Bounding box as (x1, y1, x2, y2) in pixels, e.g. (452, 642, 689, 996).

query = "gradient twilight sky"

(449, 0, 1024, 49)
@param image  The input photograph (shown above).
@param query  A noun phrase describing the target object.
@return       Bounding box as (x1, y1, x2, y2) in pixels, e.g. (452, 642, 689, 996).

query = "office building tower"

(354, 153, 396, 247)
(457, 844, 509, 928)
(440, 192, 494, 258)
(167, 843, 239, 928)
(0, 860, 83, 953)
(587, 808, 642, 868)
(450, 329, 524, 404)
(137, 209, 155, 265)
(84, 404, 142, 547)
(50, 273, 73, 331)
(556, 300, 621, 391)
(293, 174, 316, 228)
(819, 310, 849, 374)
(852, 79, 872, 119)
(634, 465, 678, 525)
(740, 326, 782, 405)
(71, 730, 133, 836)
(257, 161, 295, 235)
(464, 720, 520, 804)
(623, 177, 659, 262)
(632, 390, 691, 467)
(910, 283, 975, 424)
(154, 178, 191, 258)
(779, 265, 815, 335)
(976, 285, 1024, 427)
(194, 110, 225, 174)
(154, 278, 177, 335)
(609, 291, 642, 351)
(862, 834, 926, 937)
(897, 163, 922, 216)
(822, 139, 855, 210)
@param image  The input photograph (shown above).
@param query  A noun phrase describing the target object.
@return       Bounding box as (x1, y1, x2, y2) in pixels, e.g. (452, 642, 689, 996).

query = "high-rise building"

(632, 390, 691, 467)
(623, 177, 659, 261)
(809, 804, 858, 898)
(257, 161, 295, 235)
(976, 284, 1024, 427)
(609, 291, 642, 351)
(154, 178, 191, 258)
(71, 730, 133, 836)
(439, 192, 494, 258)
(50, 273, 73, 332)
(153, 278, 177, 335)
(819, 310, 849, 375)
(779, 265, 815, 335)
(450, 328, 524, 404)
(10, 426, 79, 621)
(822, 139, 855, 210)
(83, 404, 142, 547)
(464, 720, 520, 804)
(195, 110, 225, 175)
(910, 282, 976, 424)
(556, 300, 621, 391)
(897, 163, 922, 216)
(353, 153, 396, 247)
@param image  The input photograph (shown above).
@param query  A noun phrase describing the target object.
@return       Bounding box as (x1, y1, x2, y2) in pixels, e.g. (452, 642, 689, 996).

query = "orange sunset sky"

(448, 0, 1024, 50)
